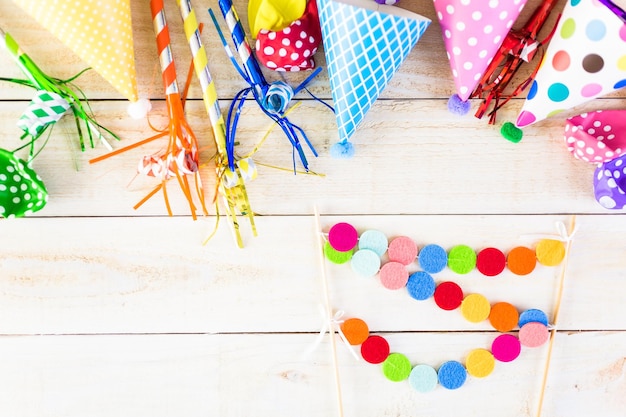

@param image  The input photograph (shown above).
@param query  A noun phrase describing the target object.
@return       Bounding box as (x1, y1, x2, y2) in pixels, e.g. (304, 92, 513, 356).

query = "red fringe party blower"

(470, 0, 560, 124)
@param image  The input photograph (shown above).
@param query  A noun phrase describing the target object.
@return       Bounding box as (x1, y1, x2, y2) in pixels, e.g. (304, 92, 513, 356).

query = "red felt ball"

(361, 335, 390, 364)
(476, 247, 506, 276)
(433, 281, 464, 311)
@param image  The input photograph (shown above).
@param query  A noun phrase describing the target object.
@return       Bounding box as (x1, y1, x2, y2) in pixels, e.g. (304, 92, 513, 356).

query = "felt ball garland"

(326, 222, 562, 392)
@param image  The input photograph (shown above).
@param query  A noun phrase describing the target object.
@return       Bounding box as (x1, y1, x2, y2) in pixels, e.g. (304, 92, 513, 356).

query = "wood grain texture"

(0, 0, 625, 416)
(0, 332, 624, 417)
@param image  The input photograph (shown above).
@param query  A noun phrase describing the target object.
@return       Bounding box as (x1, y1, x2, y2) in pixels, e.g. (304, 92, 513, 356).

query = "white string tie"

(302, 305, 360, 361)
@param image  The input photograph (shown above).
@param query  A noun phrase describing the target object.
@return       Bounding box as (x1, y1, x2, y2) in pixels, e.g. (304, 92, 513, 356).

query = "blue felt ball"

(518, 309, 549, 328)
(330, 140, 355, 158)
(406, 271, 436, 301)
(418, 244, 448, 274)
(447, 94, 471, 116)
(438, 360, 467, 390)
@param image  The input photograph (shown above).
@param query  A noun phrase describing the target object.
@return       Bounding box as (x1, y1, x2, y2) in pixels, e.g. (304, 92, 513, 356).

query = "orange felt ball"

(341, 318, 369, 345)
(489, 302, 519, 332)
(507, 246, 537, 275)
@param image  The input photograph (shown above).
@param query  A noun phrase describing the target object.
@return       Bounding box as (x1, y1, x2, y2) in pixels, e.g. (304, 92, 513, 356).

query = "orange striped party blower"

(91, 0, 209, 220)
(175, 0, 256, 247)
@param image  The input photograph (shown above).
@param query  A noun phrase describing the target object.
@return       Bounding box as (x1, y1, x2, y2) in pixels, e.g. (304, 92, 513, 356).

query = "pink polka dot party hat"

(433, 0, 529, 101)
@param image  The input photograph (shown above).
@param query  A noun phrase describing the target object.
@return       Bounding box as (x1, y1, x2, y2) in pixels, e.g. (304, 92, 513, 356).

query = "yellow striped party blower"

(0, 27, 119, 218)
(175, 0, 256, 247)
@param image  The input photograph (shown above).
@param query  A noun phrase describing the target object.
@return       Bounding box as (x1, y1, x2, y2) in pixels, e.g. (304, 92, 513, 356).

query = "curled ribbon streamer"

(17, 90, 70, 138)
(210, 2, 328, 173)
(302, 305, 360, 361)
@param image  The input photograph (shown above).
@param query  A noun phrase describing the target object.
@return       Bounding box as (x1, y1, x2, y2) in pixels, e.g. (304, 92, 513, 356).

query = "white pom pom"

(127, 98, 152, 119)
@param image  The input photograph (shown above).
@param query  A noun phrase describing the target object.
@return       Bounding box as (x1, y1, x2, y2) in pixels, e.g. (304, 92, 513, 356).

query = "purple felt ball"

(374, 0, 400, 4)
(447, 94, 471, 116)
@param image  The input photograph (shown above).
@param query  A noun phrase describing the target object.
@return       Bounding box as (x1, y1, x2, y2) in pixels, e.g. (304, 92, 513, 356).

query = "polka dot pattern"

(255, 0, 321, 72)
(0, 149, 48, 218)
(433, 0, 529, 100)
(594, 154, 626, 210)
(564, 110, 626, 164)
(516, 0, 626, 127)
(16, 0, 138, 101)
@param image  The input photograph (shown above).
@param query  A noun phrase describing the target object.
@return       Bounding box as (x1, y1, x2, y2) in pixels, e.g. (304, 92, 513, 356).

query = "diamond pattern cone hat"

(433, 0, 529, 102)
(516, 0, 626, 128)
(14, 0, 138, 102)
(317, 0, 430, 145)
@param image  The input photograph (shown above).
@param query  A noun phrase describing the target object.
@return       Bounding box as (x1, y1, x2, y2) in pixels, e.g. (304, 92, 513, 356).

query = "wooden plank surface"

(0, 332, 624, 417)
(0, 0, 625, 416)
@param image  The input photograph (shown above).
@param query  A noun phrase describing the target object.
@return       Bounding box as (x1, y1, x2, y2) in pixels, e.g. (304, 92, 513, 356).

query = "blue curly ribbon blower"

(209, 0, 333, 173)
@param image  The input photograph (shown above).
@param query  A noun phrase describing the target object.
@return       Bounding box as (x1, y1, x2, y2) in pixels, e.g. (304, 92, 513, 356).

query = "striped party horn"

(217, 0, 266, 91)
(175, 0, 257, 247)
(148, 0, 208, 219)
(211, 0, 322, 172)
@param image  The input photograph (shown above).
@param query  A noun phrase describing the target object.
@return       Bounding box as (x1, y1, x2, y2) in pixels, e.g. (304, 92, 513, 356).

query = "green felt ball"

(0, 149, 48, 218)
(447, 245, 476, 274)
(382, 353, 412, 382)
(324, 241, 353, 264)
(500, 122, 523, 143)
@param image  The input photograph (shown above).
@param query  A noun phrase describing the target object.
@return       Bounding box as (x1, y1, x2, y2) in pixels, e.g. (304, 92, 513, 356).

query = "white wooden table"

(0, 1, 625, 416)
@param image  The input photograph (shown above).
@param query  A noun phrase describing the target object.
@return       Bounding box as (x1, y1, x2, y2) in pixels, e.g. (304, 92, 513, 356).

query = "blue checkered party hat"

(318, 0, 430, 153)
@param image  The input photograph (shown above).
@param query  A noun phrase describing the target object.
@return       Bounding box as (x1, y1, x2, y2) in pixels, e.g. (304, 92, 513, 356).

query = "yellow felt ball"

(248, 0, 306, 37)
(461, 293, 491, 323)
(466, 349, 495, 378)
(535, 239, 566, 267)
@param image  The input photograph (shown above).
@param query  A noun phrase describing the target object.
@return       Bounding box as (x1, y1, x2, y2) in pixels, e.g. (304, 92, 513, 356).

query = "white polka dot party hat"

(433, 0, 529, 102)
(317, 0, 430, 149)
(13, 0, 138, 103)
(516, 0, 626, 128)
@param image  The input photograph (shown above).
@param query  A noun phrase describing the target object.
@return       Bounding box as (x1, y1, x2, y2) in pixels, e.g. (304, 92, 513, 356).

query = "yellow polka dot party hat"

(13, 0, 138, 103)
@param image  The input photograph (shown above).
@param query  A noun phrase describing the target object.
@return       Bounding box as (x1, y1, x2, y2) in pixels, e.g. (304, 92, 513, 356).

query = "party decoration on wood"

(594, 153, 626, 210)
(433, 0, 529, 102)
(563, 110, 626, 210)
(1, 27, 120, 217)
(0, 28, 118, 151)
(0, 149, 47, 218)
(91, 0, 209, 223)
(211, 0, 326, 172)
(255, 0, 322, 71)
(470, 0, 559, 124)
(320, 220, 575, 392)
(175, 0, 256, 247)
(317, 0, 430, 155)
(12, 0, 139, 104)
(516, 0, 626, 127)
